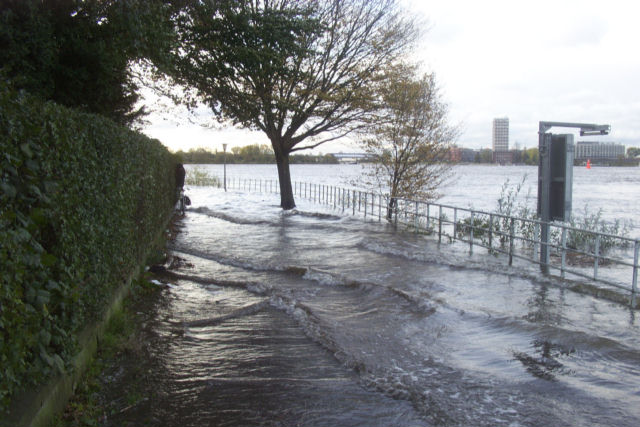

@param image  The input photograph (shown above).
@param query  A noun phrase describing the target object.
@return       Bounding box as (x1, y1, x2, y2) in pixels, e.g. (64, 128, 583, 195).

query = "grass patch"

(48, 276, 159, 427)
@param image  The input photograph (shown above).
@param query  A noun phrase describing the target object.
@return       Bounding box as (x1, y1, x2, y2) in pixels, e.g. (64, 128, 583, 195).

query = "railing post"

(508, 218, 515, 266)
(414, 201, 419, 233)
(352, 190, 356, 216)
(488, 214, 494, 251)
(561, 227, 567, 278)
(438, 205, 443, 243)
(364, 193, 368, 218)
(534, 222, 540, 261)
(632, 240, 639, 306)
(469, 211, 474, 254)
(371, 193, 375, 219)
(594, 234, 601, 280)
(426, 204, 430, 231)
(541, 220, 551, 274)
(378, 194, 382, 221)
(453, 208, 457, 243)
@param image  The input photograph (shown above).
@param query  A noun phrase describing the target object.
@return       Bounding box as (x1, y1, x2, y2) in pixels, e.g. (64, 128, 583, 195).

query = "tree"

(168, 0, 417, 209)
(0, 0, 174, 127)
(359, 64, 455, 218)
(627, 147, 640, 158)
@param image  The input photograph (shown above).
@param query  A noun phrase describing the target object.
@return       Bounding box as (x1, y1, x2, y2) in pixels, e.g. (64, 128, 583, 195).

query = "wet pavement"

(97, 274, 426, 427)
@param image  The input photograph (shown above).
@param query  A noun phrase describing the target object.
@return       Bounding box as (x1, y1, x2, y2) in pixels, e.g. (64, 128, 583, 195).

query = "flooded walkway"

(102, 188, 639, 427)
(101, 276, 425, 427)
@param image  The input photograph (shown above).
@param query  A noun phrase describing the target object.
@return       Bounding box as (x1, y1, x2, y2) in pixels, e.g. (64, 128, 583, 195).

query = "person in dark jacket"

(175, 163, 186, 190)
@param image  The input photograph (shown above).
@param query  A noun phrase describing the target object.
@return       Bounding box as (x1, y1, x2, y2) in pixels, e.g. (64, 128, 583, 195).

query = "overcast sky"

(142, 0, 640, 153)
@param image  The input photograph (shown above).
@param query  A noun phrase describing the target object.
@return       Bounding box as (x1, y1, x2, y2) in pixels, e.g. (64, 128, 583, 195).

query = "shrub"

(185, 166, 221, 186)
(0, 84, 177, 413)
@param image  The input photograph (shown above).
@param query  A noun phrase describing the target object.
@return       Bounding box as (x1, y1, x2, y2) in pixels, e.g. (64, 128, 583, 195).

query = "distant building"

(460, 148, 477, 163)
(447, 146, 462, 163)
(492, 117, 509, 163)
(331, 152, 373, 164)
(447, 146, 479, 163)
(574, 141, 625, 162)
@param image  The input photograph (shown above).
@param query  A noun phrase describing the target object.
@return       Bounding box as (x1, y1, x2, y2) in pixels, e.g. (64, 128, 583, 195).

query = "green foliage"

(0, 0, 175, 127)
(169, 0, 417, 209)
(0, 83, 177, 413)
(565, 207, 633, 253)
(361, 63, 454, 204)
(454, 176, 633, 256)
(627, 146, 640, 158)
(185, 167, 221, 186)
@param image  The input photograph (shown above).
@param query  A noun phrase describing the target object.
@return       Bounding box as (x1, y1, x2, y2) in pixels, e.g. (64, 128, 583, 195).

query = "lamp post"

(222, 143, 227, 192)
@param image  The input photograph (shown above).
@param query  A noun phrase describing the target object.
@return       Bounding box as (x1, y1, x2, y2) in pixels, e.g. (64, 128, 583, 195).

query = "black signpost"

(537, 121, 610, 273)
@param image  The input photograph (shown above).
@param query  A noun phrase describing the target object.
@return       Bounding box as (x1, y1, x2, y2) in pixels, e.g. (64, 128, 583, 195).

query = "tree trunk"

(387, 197, 396, 221)
(274, 148, 296, 210)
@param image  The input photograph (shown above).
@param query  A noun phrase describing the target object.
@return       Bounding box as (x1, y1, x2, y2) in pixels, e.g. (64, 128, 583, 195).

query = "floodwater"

(109, 187, 639, 427)
(186, 163, 640, 234)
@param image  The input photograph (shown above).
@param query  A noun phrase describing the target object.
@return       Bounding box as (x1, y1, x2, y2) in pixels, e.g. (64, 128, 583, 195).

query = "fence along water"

(204, 176, 639, 306)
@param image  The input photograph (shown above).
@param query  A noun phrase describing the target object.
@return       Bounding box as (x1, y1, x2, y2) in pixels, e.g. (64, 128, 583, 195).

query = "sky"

(142, 0, 640, 153)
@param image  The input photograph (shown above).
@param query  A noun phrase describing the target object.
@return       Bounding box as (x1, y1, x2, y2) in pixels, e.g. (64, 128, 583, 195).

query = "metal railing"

(211, 177, 639, 304)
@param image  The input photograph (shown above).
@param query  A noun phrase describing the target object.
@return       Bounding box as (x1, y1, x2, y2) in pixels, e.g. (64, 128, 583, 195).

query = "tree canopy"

(360, 63, 455, 210)
(0, 0, 175, 126)
(167, 0, 417, 209)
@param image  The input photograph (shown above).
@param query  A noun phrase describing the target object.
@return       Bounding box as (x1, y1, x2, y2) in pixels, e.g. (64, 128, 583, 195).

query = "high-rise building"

(492, 117, 510, 163)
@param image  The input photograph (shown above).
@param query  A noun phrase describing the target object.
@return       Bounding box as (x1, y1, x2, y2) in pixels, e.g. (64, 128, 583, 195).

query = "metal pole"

(438, 205, 443, 243)
(509, 218, 515, 266)
(453, 208, 457, 243)
(632, 240, 639, 300)
(489, 214, 494, 250)
(539, 130, 551, 273)
(561, 227, 567, 278)
(534, 223, 540, 259)
(594, 234, 600, 280)
(222, 143, 227, 192)
(364, 193, 368, 218)
(469, 211, 474, 254)
(352, 190, 356, 215)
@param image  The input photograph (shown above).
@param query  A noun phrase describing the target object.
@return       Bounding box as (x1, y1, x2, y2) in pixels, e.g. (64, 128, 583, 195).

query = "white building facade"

(575, 141, 625, 161)
(492, 117, 510, 163)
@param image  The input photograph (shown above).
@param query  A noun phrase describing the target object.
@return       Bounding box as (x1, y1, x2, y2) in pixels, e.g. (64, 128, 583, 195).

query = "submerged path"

(103, 188, 639, 427)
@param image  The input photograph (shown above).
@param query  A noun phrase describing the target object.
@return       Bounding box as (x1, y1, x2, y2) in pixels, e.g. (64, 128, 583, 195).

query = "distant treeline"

(175, 145, 339, 164)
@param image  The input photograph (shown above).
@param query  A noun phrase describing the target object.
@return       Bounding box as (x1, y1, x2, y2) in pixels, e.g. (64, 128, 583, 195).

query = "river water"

(187, 164, 639, 233)
(123, 162, 640, 427)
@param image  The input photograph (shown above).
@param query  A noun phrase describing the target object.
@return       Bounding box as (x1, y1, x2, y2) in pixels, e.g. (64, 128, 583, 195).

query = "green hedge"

(0, 84, 178, 412)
